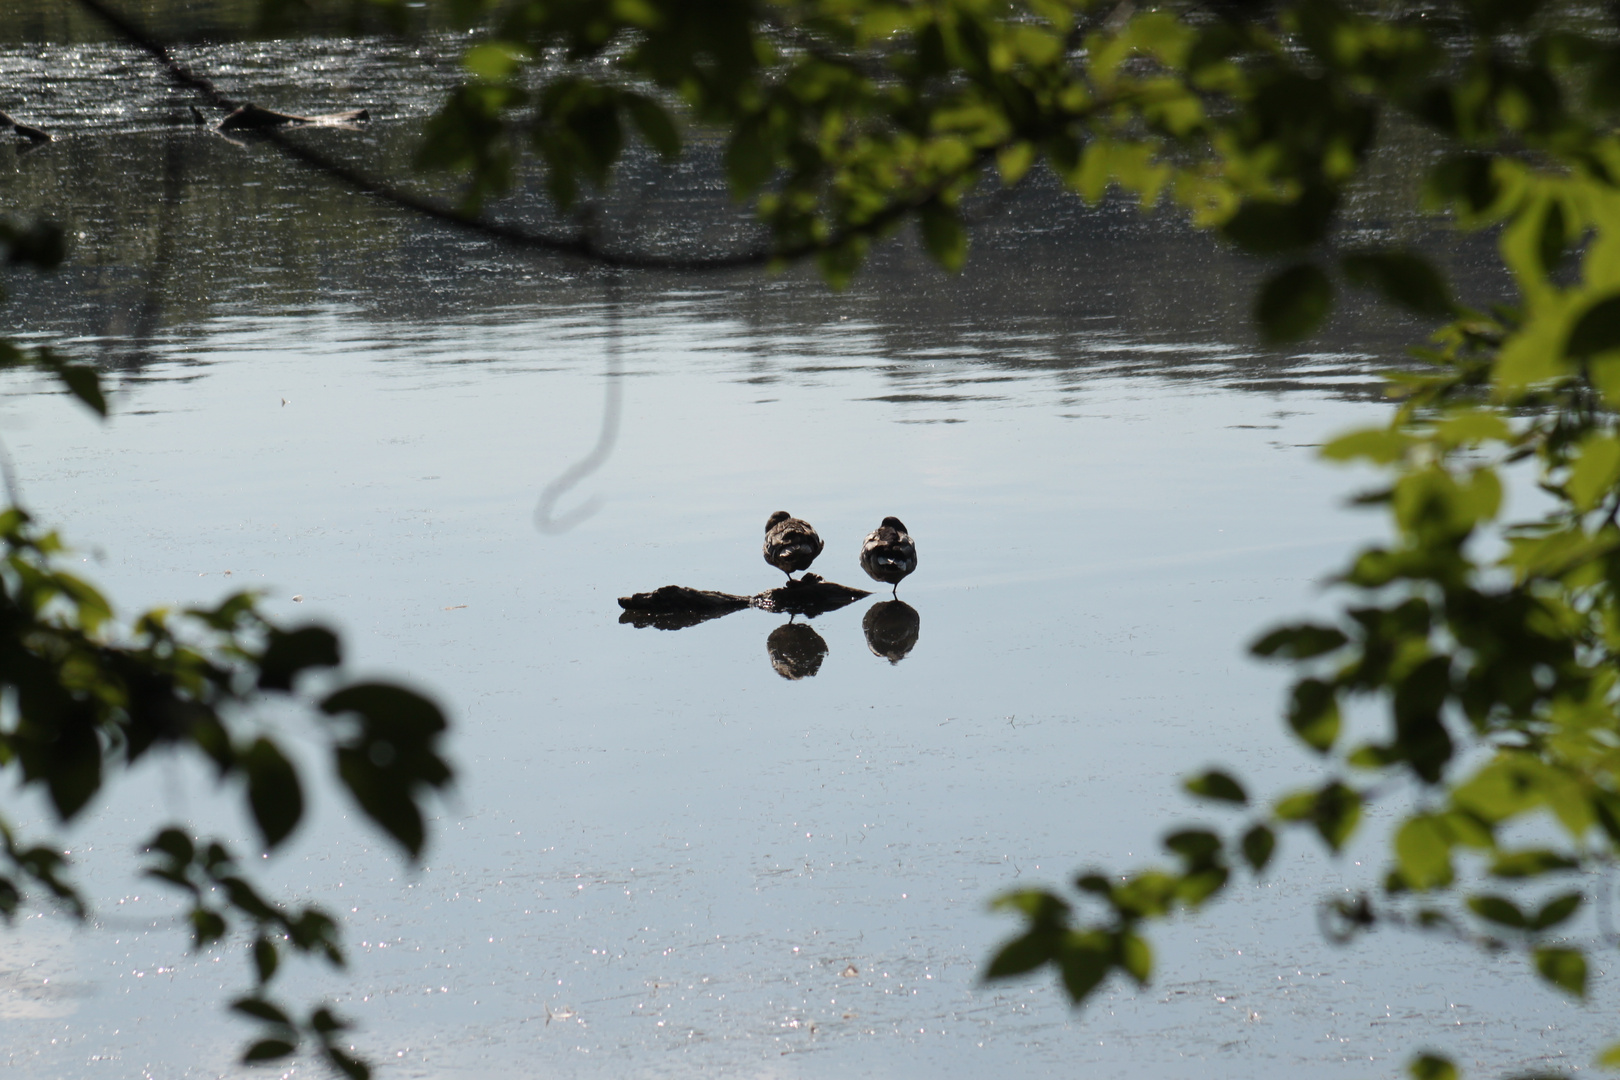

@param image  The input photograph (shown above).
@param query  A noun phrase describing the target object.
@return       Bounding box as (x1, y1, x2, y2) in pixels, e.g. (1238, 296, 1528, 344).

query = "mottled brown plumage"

(859, 516, 917, 597)
(763, 511, 824, 581)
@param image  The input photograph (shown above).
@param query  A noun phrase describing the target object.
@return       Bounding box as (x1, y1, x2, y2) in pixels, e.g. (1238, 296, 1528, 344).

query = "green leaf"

(997, 142, 1036, 186)
(1314, 782, 1362, 851)
(1489, 850, 1578, 878)
(1241, 824, 1275, 873)
(1117, 931, 1152, 985)
(1534, 946, 1587, 998)
(1164, 829, 1221, 864)
(1287, 678, 1340, 753)
(1255, 263, 1332, 343)
(1467, 893, 1527, 928)
(1250, 624, 1348, 659)
(1530, 893, 1582, 931)
(1567, 433, 1620, 513)
(1410, 1053, 1458, 1080)
(1184, 770, 1247, 804)
(985, 931, 1059, 978)
(463, 41, 526, 81)
(190, 908, 226, 948)
(1056, 931, 1113, 1002)
(991, 888, 1072, 924)
(1319, 427, 1411, 464)
(1395, 815, 1453, 891)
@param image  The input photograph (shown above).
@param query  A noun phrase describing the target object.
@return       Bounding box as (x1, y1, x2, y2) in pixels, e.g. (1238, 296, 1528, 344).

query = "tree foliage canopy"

(17, 0, 1620, 1076)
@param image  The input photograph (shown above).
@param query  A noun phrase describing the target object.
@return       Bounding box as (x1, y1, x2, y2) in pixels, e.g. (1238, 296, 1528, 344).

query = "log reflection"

(862, 599, 920, 663)
(767, 621, 828, 680)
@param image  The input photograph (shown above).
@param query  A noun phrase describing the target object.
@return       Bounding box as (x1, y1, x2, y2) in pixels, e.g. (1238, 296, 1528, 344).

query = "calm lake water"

(0, 35, 1609, 1080)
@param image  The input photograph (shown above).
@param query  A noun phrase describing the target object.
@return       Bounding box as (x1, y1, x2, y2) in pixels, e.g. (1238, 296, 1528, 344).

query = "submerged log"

(218, 104, 371, 132)
(618, 573, 871, 630)
(0, 110, 51, 144)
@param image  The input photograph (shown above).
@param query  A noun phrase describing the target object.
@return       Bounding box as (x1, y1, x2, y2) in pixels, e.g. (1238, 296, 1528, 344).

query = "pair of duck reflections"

(766, 600, 921, 678)
(617, 577, 921, 678)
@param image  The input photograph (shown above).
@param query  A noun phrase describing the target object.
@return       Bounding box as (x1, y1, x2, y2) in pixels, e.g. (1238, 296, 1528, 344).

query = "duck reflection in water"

(862, 599, 920, 663)
(767, 620, 828, 680)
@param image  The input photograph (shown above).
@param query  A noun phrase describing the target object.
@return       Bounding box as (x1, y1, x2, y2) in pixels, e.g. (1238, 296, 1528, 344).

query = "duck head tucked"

(859, 516, 918, 597)
(763, 511, 824, 581)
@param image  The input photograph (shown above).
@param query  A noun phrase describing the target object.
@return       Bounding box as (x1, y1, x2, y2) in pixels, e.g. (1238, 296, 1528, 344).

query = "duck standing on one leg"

(859, 516, 917, 597)
(763, 511, 825, 582)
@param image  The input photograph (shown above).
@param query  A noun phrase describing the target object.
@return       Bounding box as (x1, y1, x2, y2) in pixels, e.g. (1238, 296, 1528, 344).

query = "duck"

(763, 511, 824, 581)
(859, 516, 917, 596)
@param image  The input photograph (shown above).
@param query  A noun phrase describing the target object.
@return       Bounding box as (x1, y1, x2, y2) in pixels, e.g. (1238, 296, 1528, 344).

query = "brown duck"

(859, 516, 917, 596)
(763, 511, 824, 581)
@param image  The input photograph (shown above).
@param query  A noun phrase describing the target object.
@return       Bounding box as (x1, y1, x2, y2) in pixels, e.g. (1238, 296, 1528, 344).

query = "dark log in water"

(0, 110, 50, 143)
(618, 574, 871, 629)
(616, 586, 751, 630)
(218, 104, 371, 132)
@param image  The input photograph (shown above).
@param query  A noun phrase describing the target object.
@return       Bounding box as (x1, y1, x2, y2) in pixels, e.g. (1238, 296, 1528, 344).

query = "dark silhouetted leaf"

(244, 738, 304, 849)
(1287, 678, 1340, 753)
(243, 1038, 298, 1062)
(1342, 251, 1454, 319)
(253, 938, 279, 983)
(1241, 824, 1275, 873)
(1222, 187, 1338, 254)
(1530, 892, 1582, 931)
(325, 1045, 372, 1080)
(1057, 932, 1112, 1002)
(1468, 893, 1527, 928)
(918, 203, 968, 272)
(1489, 850, 1578, 878)
(232, 996, 293, 1026)
(986, 931, 1058, 978)
(1256, 263, 1332, 343)
(1165, 829, 1221, 865)
(258, 626, 341, 691)
(1566, 296, 1620, 359)
(1251, 624, 1349, 660)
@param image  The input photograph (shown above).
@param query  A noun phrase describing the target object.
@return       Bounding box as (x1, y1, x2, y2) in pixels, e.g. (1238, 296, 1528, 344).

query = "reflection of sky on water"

(0, 298, 1601, 1080)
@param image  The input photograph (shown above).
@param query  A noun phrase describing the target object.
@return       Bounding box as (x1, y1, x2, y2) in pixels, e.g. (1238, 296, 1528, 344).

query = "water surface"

(0, 35, 1600, 1080)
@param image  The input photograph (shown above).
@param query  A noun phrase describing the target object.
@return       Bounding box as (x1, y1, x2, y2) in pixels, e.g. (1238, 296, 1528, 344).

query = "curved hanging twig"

(535, 273, 623, 534)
